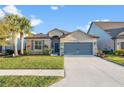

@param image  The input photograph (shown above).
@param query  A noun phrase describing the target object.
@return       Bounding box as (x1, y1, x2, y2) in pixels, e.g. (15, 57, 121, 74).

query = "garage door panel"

(64, 42, 93, 55)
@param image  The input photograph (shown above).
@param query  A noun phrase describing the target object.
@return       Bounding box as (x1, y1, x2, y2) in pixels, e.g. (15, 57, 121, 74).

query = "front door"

(55, 43, 59, 54)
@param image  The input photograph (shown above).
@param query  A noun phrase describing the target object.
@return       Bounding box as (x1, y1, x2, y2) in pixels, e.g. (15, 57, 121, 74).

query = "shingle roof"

(25, 36, 50, 39)
(105, 27, 124, 38)
(48, 28, 69, 34)
(94, 22, 124, 30)
(25, 33, 50, 39)
(61, 29, 99, 38)
(93, 22, 124, 38)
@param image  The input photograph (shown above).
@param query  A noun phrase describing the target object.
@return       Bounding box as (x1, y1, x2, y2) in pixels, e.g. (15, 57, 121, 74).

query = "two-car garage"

(64, 42, 93, 55)
(60, 30, 98, 56)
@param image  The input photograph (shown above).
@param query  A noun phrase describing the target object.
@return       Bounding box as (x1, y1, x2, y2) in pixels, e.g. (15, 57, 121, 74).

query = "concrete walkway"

(0, 69, 64, 76)
(52, 56, 124, 87)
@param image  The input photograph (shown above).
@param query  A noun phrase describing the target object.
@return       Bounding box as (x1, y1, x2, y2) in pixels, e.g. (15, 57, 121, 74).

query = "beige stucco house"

(25, 28, 98, 56)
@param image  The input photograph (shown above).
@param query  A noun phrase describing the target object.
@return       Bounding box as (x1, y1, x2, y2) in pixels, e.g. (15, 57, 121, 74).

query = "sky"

(0, 5, 124, 34)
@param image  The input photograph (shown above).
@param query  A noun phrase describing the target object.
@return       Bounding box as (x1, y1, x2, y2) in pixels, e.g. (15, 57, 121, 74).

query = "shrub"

(102, 50, 114, 55)
(42, 48, 52, 55)
(5, 49, 14, 55)
(24, 50, 32, 55)
(114, 49, 124, 56)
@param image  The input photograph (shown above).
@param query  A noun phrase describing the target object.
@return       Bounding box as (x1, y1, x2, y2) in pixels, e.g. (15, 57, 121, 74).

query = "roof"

(105, 27, 124, 38)
(48, 28, 69, 34)
(33, 33, 47, 37)
(88, 22, 124, 38)
(25, 28, 98, 39)
(25, 36, 50, 39)
(61, 29, 99, 38)
(94, 22, 124, 30)
(25, 33, 50, 39)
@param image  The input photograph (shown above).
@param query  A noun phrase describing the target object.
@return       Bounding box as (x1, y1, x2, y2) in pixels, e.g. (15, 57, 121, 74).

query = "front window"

(35, 40, 42, 49)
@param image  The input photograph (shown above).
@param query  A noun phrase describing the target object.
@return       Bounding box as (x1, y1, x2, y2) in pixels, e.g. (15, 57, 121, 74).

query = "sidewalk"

(0, 69, 64, 76)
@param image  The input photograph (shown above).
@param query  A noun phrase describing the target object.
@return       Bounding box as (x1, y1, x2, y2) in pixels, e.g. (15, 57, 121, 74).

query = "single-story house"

(25, 28, 98, 56)
(88, 22, 124, 51)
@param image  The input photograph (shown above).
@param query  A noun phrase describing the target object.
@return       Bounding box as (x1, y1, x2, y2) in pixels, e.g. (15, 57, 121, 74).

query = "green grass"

(0, 76, 63, 87)
(104, 55, 124, 66)
(0, 56, 64, 69)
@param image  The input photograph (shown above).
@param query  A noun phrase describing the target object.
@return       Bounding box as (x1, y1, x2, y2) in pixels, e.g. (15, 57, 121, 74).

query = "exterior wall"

(60, 31, 97, 55)
(26, 39, 51, 54)
(116, 39, 124, 50)
(48, 30, 64, 37)
(88, 23, 114, 50)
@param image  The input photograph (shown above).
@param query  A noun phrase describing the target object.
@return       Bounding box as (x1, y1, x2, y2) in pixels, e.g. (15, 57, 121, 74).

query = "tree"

(0, 20, 10, 46)
(19, 17, 32, 55)
(4, 14, 21, 56)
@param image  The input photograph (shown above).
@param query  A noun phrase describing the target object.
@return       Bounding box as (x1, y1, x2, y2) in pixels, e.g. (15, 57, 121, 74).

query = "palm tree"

(0, 20, 11, 54)
(4, 14, 21, 56)
(0, 21, 10, 46)
(19, 17, 32, 55)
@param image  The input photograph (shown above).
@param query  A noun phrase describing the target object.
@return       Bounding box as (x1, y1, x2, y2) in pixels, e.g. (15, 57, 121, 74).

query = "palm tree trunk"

(13, 33, 18, 56)
(20, 33, 24, 55)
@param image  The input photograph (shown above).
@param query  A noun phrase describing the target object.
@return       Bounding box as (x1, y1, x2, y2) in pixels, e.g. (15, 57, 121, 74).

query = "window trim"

(34, 40, 43, 50)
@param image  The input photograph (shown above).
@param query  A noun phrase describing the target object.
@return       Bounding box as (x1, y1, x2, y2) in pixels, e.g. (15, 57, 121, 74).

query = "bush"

(114, 49, 124, 56)
(24, 50, 32, 55)
(102, 50, 114, 55)
(42, 48, 52, 55)
(5, 49, 14, 55)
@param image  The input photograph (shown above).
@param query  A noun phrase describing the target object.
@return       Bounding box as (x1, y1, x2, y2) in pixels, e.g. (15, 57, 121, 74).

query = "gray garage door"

(64, 42, 93, 55)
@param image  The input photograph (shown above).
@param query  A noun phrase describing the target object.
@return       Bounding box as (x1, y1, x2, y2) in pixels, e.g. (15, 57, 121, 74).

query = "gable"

(60, 30, 97, 42)
(48, 28, 66, 37)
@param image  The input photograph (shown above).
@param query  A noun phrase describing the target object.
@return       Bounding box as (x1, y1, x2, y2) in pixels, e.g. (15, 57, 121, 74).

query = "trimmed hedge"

(114, 49, 124, 56)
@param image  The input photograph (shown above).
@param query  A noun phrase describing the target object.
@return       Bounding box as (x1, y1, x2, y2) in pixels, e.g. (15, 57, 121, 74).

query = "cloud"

(3, 5, 23, 17)
(93, 19, 111, 22)
(77, 19, 111, 32)
(51, 6, 59, 10)
(0, 9, 5, 18)
(30, 17, 43, 27)
(51, 5, 64, 10)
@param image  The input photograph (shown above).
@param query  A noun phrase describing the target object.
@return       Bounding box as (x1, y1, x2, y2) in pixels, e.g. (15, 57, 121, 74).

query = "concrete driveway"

(52, 56, 124, 87)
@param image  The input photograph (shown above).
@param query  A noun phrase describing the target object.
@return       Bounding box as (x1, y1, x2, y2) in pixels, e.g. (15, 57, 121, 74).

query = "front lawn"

(0, 56, 64, 69)
(104, 55, 124, 66)
(0, 76, 63, 87)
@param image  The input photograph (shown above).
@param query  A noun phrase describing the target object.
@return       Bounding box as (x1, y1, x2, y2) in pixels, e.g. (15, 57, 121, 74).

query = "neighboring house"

(0, 35, 26, 54)
(88, 22, 124, 51)
(25, 28, 98, 55)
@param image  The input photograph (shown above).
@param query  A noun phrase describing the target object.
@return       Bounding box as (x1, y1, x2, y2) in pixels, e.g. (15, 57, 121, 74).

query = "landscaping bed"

(0, 76, 63, 87)
(104, 55, 124, 66)
(0, 56, 64, 69)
